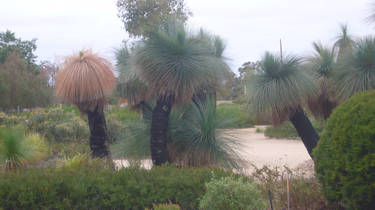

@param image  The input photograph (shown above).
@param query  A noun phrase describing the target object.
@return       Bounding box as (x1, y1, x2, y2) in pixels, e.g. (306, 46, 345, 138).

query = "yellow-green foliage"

(314, 91, 375, 209)
(0, 127, 49, 169)
(0, 106, 89, 142)
(24, 133, 49, 164)
(149, 203, 180, 210)
(199, 176, 266, 210)
(58, 153, 110, 171)
(106, 115, 126, 143)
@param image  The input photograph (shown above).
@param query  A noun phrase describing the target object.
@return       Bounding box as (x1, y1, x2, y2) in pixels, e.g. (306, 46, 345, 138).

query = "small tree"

(131, 20, 224, 165)
(306, 42, 338, 120)
(334, 36, 375, 101)
(248, 52, 319, 157)
(334, 24, 354, 61)
(55, 50, 116, 158)
(117, 0, 191, 38)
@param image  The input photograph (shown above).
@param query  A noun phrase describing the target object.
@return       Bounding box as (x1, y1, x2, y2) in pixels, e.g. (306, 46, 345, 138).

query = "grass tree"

(193, 30, 230, 105)
(131, 20, 222, 166)
(334, 24, 354, 60)
(115, 44, 150, 110)
(55, 50, 116, 158)
(306, 42, 338, 120)
(334, 37, 375, 101)
(248, 52, 318, 157)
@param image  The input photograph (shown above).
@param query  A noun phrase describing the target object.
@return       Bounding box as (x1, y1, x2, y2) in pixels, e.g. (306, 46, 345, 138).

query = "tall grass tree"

(55, 50, 116, 158)
(192, 30, 230, 105)
(334, 24, 354, 60)
(306, 42, 338, 120)
(334, 36, 375, 101)
(131, 19, 224, 165)
(115, 43, 150, 109)
(248, 52, 318, 157)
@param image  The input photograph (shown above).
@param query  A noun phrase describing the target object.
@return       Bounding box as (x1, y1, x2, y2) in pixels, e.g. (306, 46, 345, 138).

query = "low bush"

(314, 91, 375, 209)
(264, 120, 324, 139)
(149, 203, 180, 210)
(113, 100, 246, 169)
(252, 166, 339, 210)
(199, 176, 266, 210)
(0, 127, 49, 169)
(0, 166, 238, 210)
(107, 106, 140, 123)
(216, 103, 255, 128)
(0, 106, 89, 143)
(264, 122, 299, 139)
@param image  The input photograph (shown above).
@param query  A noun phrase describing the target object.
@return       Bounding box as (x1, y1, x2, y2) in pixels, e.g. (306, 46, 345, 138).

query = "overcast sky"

(1, 0, 374, 72)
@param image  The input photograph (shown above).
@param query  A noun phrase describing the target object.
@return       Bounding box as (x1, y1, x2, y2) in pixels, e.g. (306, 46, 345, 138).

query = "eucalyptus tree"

(248, 52, 318, 157)
(334, 24, 354, 60)
(117, 0, 191, 38)
(306, 42, 338, 120)
(55, 50, 116, 158)
(334, 36, 375, 101)
(131, 20, 224, 165)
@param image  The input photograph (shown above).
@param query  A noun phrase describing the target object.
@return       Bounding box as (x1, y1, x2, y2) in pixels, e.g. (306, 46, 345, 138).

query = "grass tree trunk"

(289, 107, 319, 158)
(150, 97, 172, 166)
(86, 106, 110, 158)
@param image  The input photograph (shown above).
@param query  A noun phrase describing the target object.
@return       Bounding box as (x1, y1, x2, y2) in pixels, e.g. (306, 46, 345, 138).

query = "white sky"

(1, 0, 374, 73)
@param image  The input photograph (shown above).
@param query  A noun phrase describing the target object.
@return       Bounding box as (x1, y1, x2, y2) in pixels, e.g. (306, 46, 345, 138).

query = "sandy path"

(226, 126, 311, 172)
(114, 126, 312, 171)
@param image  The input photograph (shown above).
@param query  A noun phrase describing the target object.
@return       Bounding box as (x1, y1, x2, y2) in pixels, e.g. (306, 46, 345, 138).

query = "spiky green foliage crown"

(334, 36, 375, 101)
(249, 52, 316, 124)
(132, 19, 228, 103)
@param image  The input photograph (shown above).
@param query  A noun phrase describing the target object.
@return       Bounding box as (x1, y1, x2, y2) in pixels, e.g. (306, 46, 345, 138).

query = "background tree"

(192, 31, 230, 104)
(0, 52, 52, 110)
(0, 30, 38, 72)
(334, 36, 375, 101)
(334, 24, 354, 60)
(306, 42, 338, 120)
(131, 20, 224, 165)
(55, 50, 116, 158)
(248, 52, 319, 157)
(115, 42, 150, 109)
(117, 0, 191, 38)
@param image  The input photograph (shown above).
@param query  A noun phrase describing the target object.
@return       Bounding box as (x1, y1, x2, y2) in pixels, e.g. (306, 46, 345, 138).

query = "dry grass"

(55, 50, 116, 113)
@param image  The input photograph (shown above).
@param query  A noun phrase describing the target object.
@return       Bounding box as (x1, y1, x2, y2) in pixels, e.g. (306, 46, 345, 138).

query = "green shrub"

(113, 100, 245, 169)
(0, 166, 237, 209)
(252, 166, 336, 210)
(0, 127, 49, 169)
(264, 122, 299, 139)
(149, 203, 180, 210)
(24, 133, 49, 164)
(264, 120, 324, 139)
(199, 176, 266, 210)
(106, 115, 126, 143)
(25, 106, 89, 142)
(216, 103, 255, 128)
(0, 106, 90, 143)
(314, 91, 375, 209)
(107, 106, 140, 123)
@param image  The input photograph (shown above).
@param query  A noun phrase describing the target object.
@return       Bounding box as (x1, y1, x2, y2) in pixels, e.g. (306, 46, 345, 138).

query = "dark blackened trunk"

(289, 107, 319, 158)
(86, 106, 110, 158)
(150, 98, 172, 166)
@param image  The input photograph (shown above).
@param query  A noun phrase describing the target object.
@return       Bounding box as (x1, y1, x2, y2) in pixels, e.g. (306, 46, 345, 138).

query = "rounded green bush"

(313, 91, 375, 209)
(199, 176, 266, 210)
